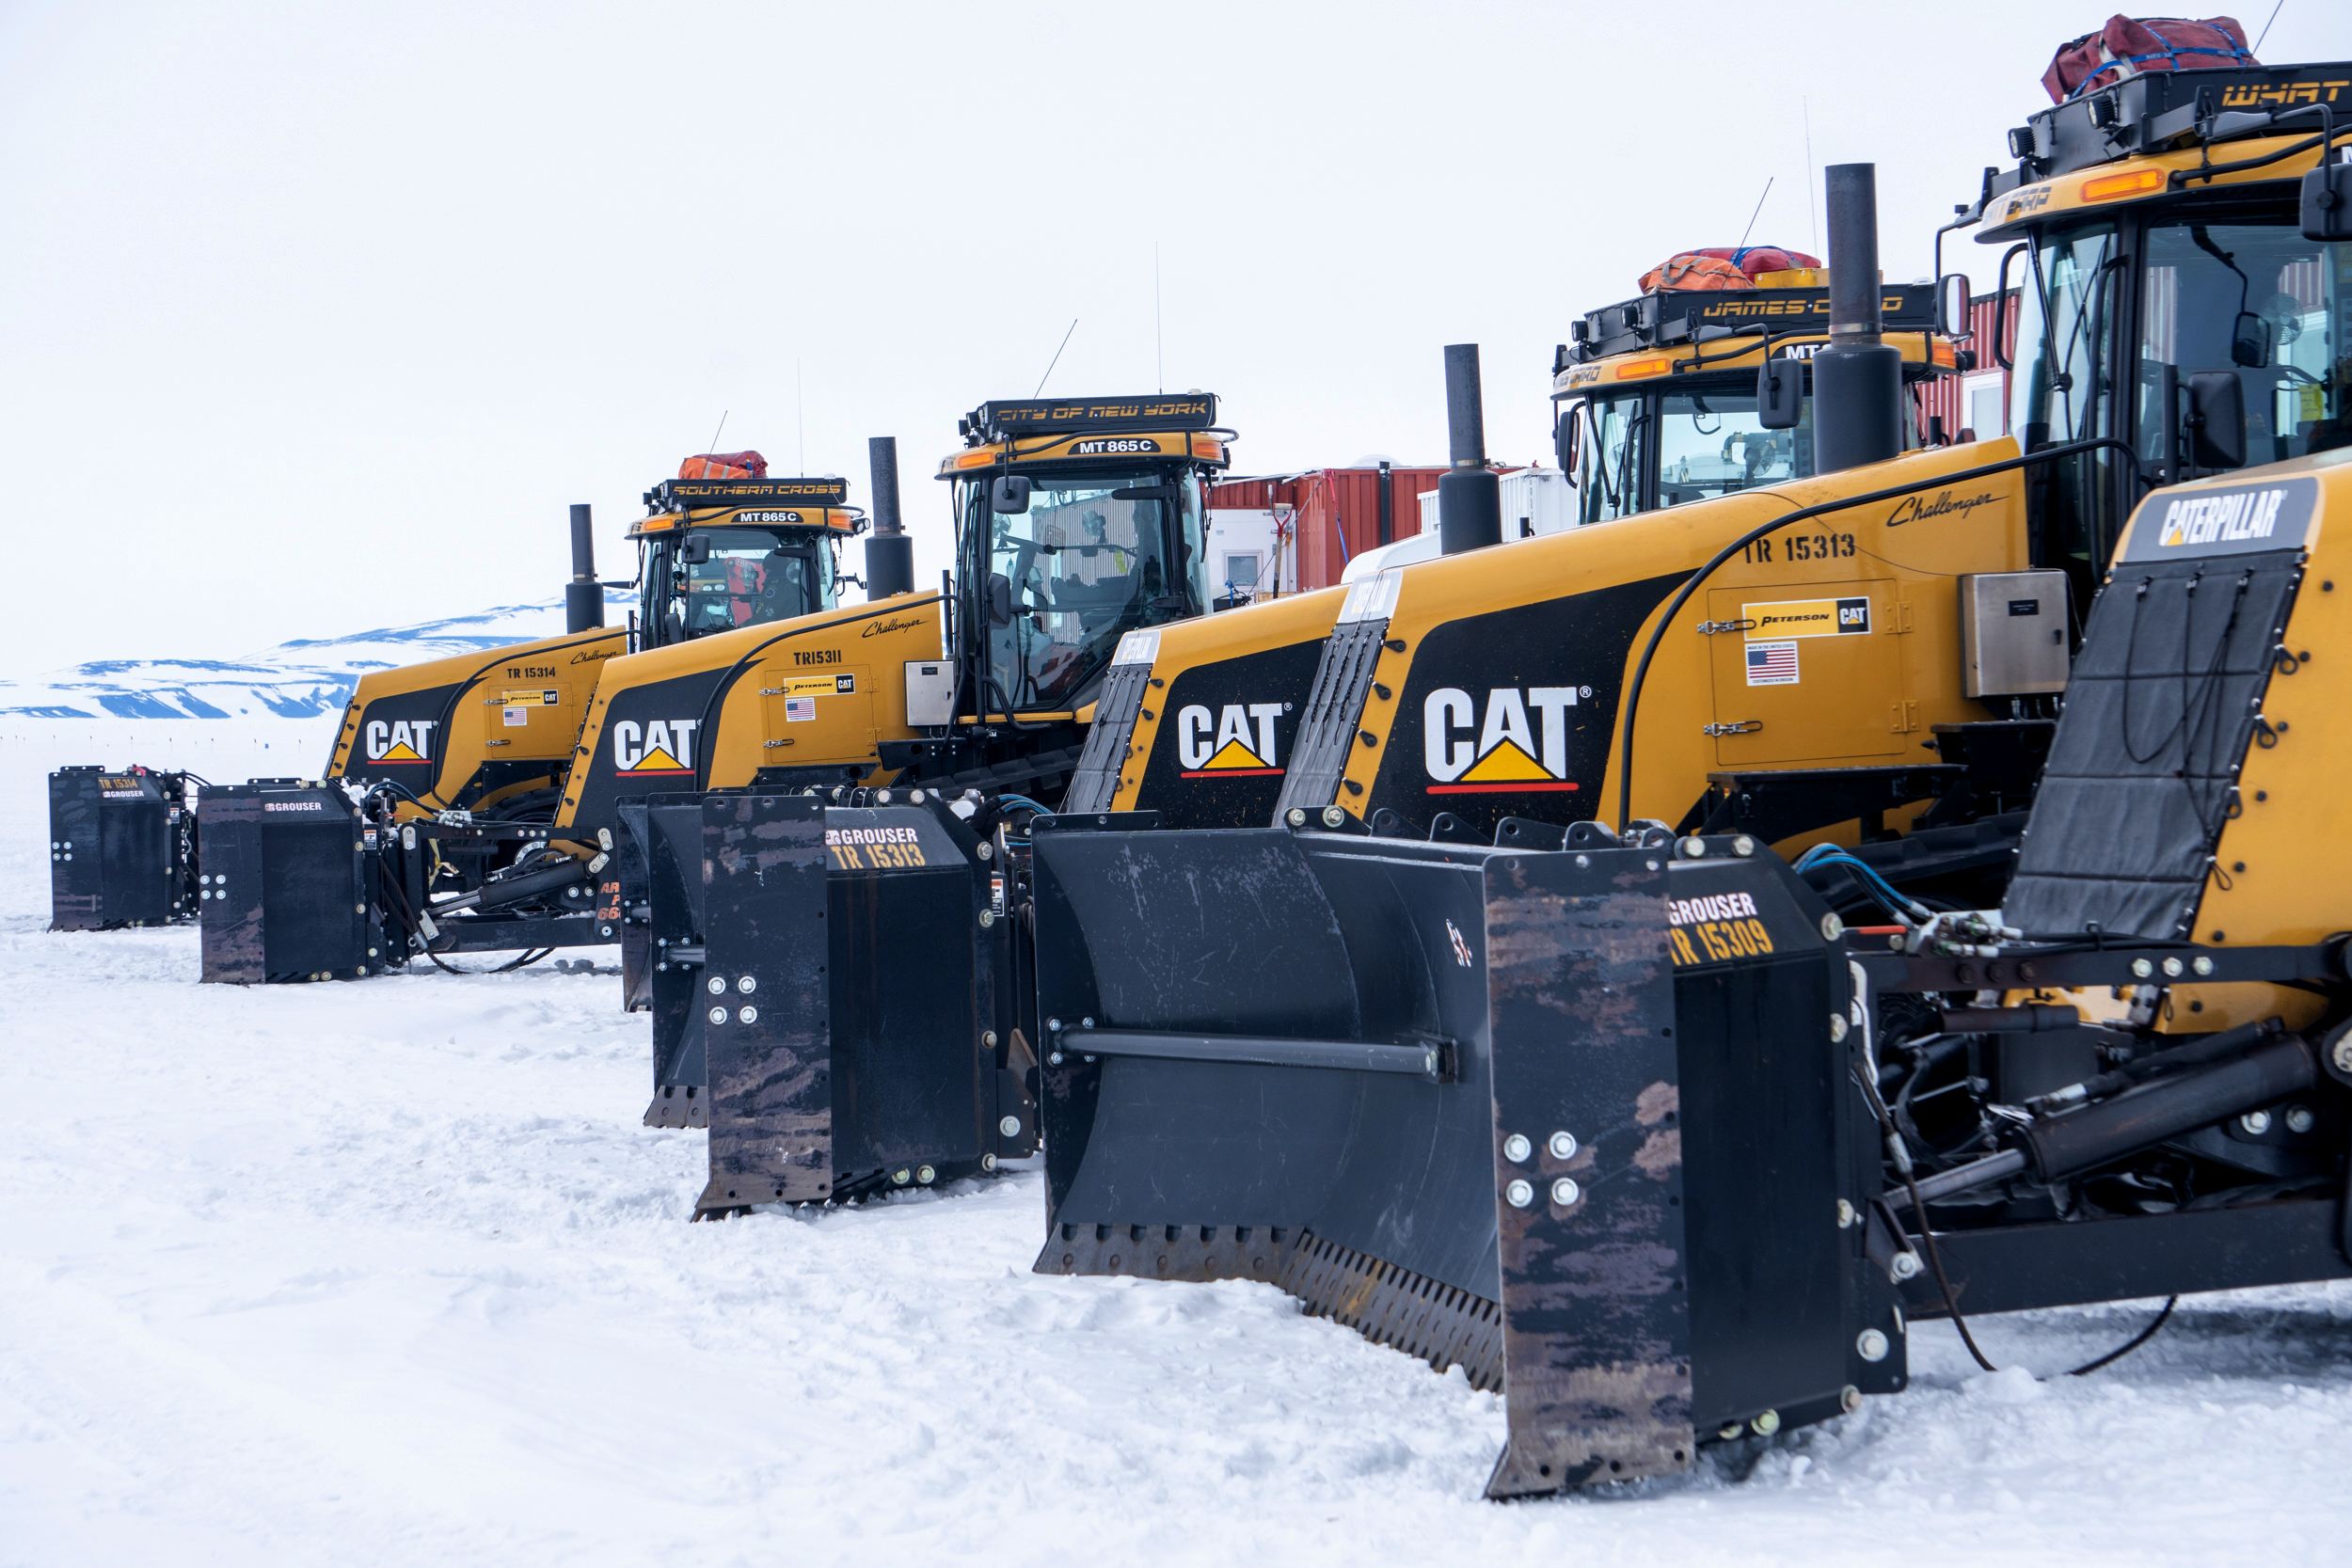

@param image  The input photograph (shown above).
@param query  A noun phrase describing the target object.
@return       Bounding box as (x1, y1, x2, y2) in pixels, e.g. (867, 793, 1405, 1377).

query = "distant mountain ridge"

(0, 591, 633, 720)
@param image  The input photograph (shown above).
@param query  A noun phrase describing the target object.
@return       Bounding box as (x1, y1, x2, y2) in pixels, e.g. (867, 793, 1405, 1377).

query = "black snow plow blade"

(1033, 817, 2352, 1497)
(198, 780, 389, 983)
(196, 781, 610, 983)
(48, 765, 199, 930)
(633, 791, 1038, 1216)
(1030, 818, 1904, 1497)
(1029, 820, 1507, 1373)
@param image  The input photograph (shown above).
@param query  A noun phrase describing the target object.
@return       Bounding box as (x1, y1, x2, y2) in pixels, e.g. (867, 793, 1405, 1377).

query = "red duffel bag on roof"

(2042, 15, 2255, 103)
(679, 451, 770, 480)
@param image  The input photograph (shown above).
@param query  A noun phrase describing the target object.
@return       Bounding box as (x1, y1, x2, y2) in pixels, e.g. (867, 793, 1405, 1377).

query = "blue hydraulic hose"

(1796, 846, 1922, 921)
(995, 793, 1056, 818)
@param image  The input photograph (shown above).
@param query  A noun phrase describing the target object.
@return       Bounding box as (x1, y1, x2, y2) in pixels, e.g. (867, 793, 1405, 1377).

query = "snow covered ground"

(4, 719, 2350, 1566)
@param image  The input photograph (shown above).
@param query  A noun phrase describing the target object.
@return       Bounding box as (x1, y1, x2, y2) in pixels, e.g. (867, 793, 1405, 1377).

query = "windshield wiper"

(1609, 410, 1646, 515)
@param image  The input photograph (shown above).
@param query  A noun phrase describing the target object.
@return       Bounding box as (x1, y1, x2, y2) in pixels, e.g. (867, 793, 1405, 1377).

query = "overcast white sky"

(4, 1, 2346, 672)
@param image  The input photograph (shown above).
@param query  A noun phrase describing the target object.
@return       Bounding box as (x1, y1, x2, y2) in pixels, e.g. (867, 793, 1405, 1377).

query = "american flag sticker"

(1746, 640, 1800, 686)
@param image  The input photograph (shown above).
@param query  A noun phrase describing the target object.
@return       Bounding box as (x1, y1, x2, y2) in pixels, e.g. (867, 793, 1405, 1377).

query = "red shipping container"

(1295, 467, 1447, 591)
(1210, 466, 1447, 594)
(1204, 475, 1295, 512)
(1912, 292, 2019, 447)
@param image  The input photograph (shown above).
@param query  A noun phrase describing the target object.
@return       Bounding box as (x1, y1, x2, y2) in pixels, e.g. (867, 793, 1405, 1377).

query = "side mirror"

(985, 572, 1014, 626)
(1936, 272, 1974, 338)
(2231, 311, 2272, 369)
(1557, 406, 1581, 482)
(2301, 158, 2352, 242)
(1757, 356, 1804, 430)
(679, 534, 713, 564)
(2187, 372, 2248, 471)
(990, 474, 1032, 514)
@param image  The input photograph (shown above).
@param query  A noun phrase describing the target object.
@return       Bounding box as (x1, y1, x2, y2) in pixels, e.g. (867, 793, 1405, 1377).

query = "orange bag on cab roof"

(1638, 245, 1822, 293)
(1640, 255, 1750, 293)
(678, 451, 770, 480)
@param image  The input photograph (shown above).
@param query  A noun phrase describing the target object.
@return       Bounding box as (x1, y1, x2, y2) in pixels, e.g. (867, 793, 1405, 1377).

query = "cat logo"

(1423, 687, 1584, 794)
(364, 719, 437, 765)
(2155, 485, 2289, 549)
(1747, 597, 1870, 638)
(612, 719, 700, 777)
(1176, 702, 1286, 777)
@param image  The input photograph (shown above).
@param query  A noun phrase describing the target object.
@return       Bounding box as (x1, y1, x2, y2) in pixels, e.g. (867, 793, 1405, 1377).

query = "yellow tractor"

(191, 466, 875, 981)
(1070, 285, 2005, 880)
(557, 397, 1235, 832)
(1025, 51, 2352, 1498)
(551, 403, 1240, 1183)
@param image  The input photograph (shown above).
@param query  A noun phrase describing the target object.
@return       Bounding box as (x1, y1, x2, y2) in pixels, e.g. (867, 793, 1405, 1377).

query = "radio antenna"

(1803, 98, 1819, 255)
(797, 359, 804, 473)
(705, 410, 727, 457)
(1155, 243, 1164, 393)
(2253, 0, 2284, 52)
(1735, 178, 1773, 253)
(1035, 318, 1077, 398)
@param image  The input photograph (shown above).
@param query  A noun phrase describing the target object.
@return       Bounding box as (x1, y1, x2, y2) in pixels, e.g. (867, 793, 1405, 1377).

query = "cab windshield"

(2010, 221, 2122, 450)
(971, 468, 1206, 711)
(1653, 386, 1816, 507)
(1570, 393, 1645, 523)
(2134, 210, 2348, 466)
(1569, 381, 1817, 521)
(655, 525, 834, 643)
(2006, 201, 2351, 592)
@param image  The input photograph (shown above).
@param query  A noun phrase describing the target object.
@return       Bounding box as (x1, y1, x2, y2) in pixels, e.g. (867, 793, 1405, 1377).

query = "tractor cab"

(628, 475, 864, 651)
(1958, 57, 2352, 613)
(938, 395, 1233, 718)
(1551, 271, 1956, 522)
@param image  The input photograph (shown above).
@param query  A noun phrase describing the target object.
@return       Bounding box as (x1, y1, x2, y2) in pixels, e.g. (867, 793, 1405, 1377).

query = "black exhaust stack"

(1811, 164, 1904, 475)
(564, 503, 603, 633)
(1438, 343, 1502, 556)
(864, 436, 915, 598)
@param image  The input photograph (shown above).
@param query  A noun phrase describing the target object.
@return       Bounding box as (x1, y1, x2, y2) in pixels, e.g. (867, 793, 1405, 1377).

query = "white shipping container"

(1352, 469, 1581, 585)
(1414, 467, 1574, 540)
(1204, 507, 1284, 609)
